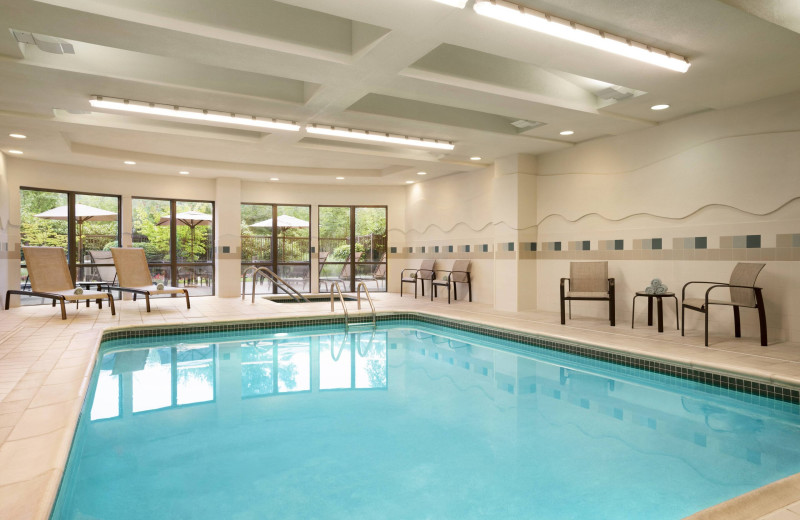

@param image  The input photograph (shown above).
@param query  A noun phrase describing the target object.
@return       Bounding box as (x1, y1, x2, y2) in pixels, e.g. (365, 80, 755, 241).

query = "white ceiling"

(1, 0, 799, 185)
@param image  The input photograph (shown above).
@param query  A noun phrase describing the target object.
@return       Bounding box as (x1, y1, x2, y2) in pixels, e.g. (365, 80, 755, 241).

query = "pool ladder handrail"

(329, 281, 376, 329)
(242, 266, 309, 303)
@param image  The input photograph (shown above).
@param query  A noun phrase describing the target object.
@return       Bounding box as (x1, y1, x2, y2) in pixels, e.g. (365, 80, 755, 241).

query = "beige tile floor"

(1, 292, 800, 519)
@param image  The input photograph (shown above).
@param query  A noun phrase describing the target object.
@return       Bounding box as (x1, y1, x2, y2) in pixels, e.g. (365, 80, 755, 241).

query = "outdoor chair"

(560, 261, 615, 326)
(320, 252, 362, 292)
(400, 259, 435, 298)
(88, 250, 118, 285)
(431, 260, 472, 304)
(5, 246, 115, 319)
(682, 263, 767, 346)
(357, 253, 387, 290)
(111, 247, 190, 312)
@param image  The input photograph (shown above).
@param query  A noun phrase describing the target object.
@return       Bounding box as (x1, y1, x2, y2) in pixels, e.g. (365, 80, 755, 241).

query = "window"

(318, 206, 387, 292)
(19, 188, 120, 305)
(241, 203, 311, 295)
(132, 198, 214, 296)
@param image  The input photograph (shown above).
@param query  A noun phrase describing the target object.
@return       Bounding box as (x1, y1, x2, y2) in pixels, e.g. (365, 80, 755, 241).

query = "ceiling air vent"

(596, 86, 633, 101)
(11, 29, 75, 54)
(510, 119, 546, 130)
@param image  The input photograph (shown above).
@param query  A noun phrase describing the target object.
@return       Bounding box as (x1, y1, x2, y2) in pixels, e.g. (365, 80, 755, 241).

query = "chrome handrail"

(356, 281, 376, 327)
(244, 266, 309, 303)
(330, 281, 349, 328)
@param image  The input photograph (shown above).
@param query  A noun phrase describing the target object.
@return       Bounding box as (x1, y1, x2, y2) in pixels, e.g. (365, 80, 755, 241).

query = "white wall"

(535, 91, 800, 342)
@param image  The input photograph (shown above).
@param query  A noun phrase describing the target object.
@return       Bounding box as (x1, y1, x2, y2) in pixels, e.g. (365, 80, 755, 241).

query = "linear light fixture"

(306, 124, 455, 150)
(432, 0, 468, 7)
(473, 0, 690, 73)
(89, 96, 300, 131)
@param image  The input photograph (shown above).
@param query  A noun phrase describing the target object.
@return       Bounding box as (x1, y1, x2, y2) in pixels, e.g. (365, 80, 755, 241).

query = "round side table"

(632, 292, 679, 333)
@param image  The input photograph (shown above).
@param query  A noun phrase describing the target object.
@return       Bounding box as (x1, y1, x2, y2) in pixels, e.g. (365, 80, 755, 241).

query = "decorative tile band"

(674, 236, 708, 249)
(721, 235, 761, 248)
(777, 234, 800, 248)
(634, 238, 663, 250)
(100, 312, 800, 406)
(569, 240, 591, 251)
(599, 239, 624, 251)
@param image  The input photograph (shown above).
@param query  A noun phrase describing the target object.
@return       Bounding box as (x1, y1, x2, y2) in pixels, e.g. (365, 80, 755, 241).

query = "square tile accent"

(641, 239, 652, 250)
(482, 244, 488, 253)
(421, 246, 426, 253)
(554, 241, 561, 251)
(407, 247, 413, 253)
(390, 247, 397, 254)
(434, 246, 440, 253)
(583, 240, 590, 250)
(652, 238, 662, 250)
(615, 240, 623, 250)
(507, 242, 514, 252)
(695, 237, 707, 249)
(531, 242, 537, 251)
(458, 245, 470, 253)
(746, 235, 761, 248)
(732, 235, 747, 248)
(448, 245, 454, 253)
(794, 234, 800, 247)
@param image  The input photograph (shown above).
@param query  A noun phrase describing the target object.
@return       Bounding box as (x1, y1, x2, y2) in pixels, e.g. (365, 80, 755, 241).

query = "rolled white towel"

(659, 284, 668, 293)
(645, 286, 655, 294)
(156, 283, 165, 290)
(651, 278, 662, 289)
(654, 286, 666, 295)
(73, 287, 84, 295)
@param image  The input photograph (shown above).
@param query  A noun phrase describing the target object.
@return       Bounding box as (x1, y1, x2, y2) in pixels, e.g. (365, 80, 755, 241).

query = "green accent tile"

(793, 234, 800, 247)
(434, 246, 440, 253)
(407, 247, 413, 253)
(554, 242, 561, 251)
(746, 235, 761, 248)
(652, 238, 662, 250)
(390, 247, 397, 254)
(448, 245, 454, 253)
(642, 239, 652, 250)
(421, 246, 426, 253)
(732, 236, 746, 248)
(531, 242, 537, 251)
(507, 242, 514, 252)
(582, 240, 590, 250)
(695, 237, 707, 249)
(684, 237, 694, 249)
(465, 245, 470, 253)
(482, 244, 488, 253)
(614, 239, 623, 250)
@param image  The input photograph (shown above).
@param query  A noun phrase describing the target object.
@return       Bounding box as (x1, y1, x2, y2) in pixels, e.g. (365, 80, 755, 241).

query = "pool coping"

(16, 310, 800, 520)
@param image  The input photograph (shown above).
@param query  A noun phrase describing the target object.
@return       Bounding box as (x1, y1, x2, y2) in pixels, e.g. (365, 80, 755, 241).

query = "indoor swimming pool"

(50, 320, 800, 519)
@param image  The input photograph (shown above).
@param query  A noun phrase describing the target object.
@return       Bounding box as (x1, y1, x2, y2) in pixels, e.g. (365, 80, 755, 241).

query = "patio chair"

(88, 250, 118, 285)
(110, 247, 190, 312)
(5, 246, 115, 319)
(357, 253, 387, 290)
(560, 261, 615, 326)
(431, 260, 472, 304)
(682, 263, 767, 346)
(320, 252, 363, 291)
(400, 259, 435, 298)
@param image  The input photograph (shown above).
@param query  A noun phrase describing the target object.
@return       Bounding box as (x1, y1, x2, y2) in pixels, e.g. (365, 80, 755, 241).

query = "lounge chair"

(320, 252, 363, 291)
(110, 247, 190, 311)
(5, 246, 115, 319)
(88, 250, 118, 285)
(431, 259, 472, 303)
(400, 259, 435, 298)
(560, 261, 615, 326)
(357, 252, 387, 290)
(682, 262, 767, 346)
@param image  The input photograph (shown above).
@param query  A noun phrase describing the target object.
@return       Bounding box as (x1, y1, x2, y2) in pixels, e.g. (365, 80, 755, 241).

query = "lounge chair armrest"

(608, 278, 615, 295)
(682, 280, 724, 300)
(400, 268, 418, 278)
(703, 283, 763, 302)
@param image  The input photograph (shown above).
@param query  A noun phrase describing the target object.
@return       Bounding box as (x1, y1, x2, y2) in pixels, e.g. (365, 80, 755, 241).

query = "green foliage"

(331, 242, 364, 261)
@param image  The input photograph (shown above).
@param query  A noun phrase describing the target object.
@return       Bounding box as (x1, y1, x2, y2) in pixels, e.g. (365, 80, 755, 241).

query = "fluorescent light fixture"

(406, 180, 414, 184)
(432, 0, 468, 7)
(473, 0, 690, 73)
(270, 177, 279, 181)
(560, 130, 574, 136)
(470, 156, 482, 161)
(651, 104, 670, 110)
(124, 160, 136, 165)
(417, 171, 427, 175)
(179, 171, 190, 175)
(306, 124, 454, 150)
(8, 150, 23, 154)
(335, 177, 345, 180)
(9, 133, 26, 139)
(90, 96, 300, 132)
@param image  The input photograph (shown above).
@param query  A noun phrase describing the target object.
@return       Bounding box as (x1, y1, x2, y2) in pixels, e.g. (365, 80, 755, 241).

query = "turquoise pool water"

(51, 321, 800, 519)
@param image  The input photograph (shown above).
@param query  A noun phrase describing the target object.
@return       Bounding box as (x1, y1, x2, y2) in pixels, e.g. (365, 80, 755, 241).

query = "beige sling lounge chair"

(111, 247, 190, 312)
(560, 261, 615, 326)
(432, 259, 472, 303)
(5, 246, 115, 319)
(682, 262, 767, 347)
(400, 259, 435, 298)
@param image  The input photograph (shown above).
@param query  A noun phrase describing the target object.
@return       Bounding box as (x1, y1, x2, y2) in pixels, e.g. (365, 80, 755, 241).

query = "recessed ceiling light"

(417, 171, 427, 175)
(270, 178, 279, 181)
(8, 150, 23, 155)
(406, 180, 414, 184)
(560, 130, 575, 136)
(651, 104, 670, 110)
(9, 133, 26, 139)
(124, 160, 136, 165)
(336, 177, 345, 180)
(306, 124, 454, 150)
(179, 171, 190, 175)
(470, 156, 482, 161)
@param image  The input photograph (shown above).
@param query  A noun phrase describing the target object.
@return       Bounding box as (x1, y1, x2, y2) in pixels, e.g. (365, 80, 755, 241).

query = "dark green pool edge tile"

(100, 312, 800, 406)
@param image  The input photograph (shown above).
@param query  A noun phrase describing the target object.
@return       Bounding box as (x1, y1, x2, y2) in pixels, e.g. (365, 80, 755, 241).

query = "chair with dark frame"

(400, 259, 435, 298)
(431, 259, 472, 304)
(681, 262, 767, 347)
(560, 261, 615, 326)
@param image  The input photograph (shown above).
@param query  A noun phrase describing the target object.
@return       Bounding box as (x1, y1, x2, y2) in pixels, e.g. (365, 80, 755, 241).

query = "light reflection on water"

(55, 325, 800, 520)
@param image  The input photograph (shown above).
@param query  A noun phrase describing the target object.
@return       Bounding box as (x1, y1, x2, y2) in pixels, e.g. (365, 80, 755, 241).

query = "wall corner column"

(215, 177, 241, 298)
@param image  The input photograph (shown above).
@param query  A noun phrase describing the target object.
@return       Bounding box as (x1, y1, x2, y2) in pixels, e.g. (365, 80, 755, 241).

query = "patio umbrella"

(249, 214, 309, 234)
(159, 211, 213, 260)
(35, 203, 118, 257)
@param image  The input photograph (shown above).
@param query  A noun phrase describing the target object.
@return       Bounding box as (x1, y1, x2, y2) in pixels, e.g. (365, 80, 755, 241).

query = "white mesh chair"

(5, 246, 115, 319)
(682, 263, 767, 346)
(560, 261, 615, 326)
(400, 259, 435, 298)
(432, 259, 472, 304)
(111, 247, 190, 312)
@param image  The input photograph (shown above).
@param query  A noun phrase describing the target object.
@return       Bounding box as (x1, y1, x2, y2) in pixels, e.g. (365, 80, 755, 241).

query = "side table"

(632, 291, 679, 333)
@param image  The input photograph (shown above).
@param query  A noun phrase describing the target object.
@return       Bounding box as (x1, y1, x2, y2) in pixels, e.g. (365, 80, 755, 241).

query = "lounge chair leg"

(400, 281, 403, 297)
(184, 289, 191, 309)
(414, 280, 418, 299)
(674, 298, 679, 330)
(145, 294, 151, 313)
(560, 297, 566, 325)
(109, 295, 116, 316)
(610, 298, 615, 327)
(681, 305, 685, 336)
(453, 283, 457, 302)
(97, 298, 103, 309)
(569, 301, 571, 319)
(133, 293, 137, 301)
(4, 291, 10, 310)
(704, 310, 709, 347)
(447, 284, 451, 304)
(631, 295, 636, 328)
(755, 288, 767, 346)
(59, 298, 67, 320)
(733, 306, 741, 337)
